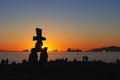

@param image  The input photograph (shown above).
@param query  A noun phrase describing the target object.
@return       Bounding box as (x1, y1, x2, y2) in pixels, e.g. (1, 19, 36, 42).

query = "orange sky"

(0, 23, 120, 52)
(0, 0, 120, 51)
(0, 26, 120, 52)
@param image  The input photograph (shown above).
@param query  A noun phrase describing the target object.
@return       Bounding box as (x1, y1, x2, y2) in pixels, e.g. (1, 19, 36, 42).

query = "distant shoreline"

(0, 51, 30, 52)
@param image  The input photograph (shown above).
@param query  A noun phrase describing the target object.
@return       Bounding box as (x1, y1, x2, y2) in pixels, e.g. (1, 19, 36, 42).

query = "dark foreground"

(0, 61, 120, 80)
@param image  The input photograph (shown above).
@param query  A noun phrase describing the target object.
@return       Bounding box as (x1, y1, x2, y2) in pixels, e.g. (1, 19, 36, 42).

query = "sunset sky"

(0, 0, 120, 51)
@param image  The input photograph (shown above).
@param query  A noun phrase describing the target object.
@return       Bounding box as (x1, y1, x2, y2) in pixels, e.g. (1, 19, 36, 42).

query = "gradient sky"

(0, 0, 120, 51)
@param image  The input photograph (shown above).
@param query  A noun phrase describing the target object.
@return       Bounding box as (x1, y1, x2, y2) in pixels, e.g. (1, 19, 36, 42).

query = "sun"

(42, 43, 54, 51)
(27, 41, 55, 52)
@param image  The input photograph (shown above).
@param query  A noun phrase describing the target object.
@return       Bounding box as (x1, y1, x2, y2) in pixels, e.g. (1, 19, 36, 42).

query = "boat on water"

(23, 49, 29, 52)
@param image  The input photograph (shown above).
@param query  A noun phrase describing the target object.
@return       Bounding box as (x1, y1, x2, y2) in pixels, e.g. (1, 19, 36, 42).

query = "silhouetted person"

(12, 61, 16, 65)
(1, 59, 5, 65)
(73, 58, 77, 62)
(116, 58, 120, 64)
(65, 58, 68, 62)
(5, 58, 8, 64)
(82, 56, 88, 62)
(22, 59, 27, 64)
(82, 56, 85, 62)
(39, 47, 48, 64)
(28, 48, 38, 64)
(84, 56, 88, 62)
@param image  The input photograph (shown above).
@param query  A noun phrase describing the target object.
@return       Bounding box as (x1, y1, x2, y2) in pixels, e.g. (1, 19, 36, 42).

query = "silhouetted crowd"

(1, 56, 120, 65)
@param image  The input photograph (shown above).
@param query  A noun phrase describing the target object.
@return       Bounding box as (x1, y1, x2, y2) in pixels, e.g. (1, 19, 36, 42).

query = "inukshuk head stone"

(33, 28, 46, 52)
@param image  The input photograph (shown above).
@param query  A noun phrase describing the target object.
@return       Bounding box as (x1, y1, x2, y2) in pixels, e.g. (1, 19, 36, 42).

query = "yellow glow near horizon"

(42, 43, 54, 51)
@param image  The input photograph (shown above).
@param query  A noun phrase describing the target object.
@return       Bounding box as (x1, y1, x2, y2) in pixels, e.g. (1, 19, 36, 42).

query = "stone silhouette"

(28, 28, 48, 64)
(28, 48, 38, 64)
(33, 28, 46, 51)
(39, 47, 48, 64)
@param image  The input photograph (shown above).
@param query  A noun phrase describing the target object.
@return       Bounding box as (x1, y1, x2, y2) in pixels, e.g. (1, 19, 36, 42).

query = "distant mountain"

(87, 46, 120, 52)
(0, 49, 8, 52)
(0, 49, 21, 52)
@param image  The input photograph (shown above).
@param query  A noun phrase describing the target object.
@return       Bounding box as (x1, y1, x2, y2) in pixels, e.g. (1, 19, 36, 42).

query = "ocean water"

(0, 52, 120, 64)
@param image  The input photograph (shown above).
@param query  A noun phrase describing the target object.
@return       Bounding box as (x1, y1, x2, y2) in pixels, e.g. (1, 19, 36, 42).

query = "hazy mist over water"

(0, 52, 120, 64)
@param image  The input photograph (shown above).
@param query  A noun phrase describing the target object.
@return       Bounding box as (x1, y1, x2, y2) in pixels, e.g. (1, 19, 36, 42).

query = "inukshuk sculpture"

(28, 28, 48, 64)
